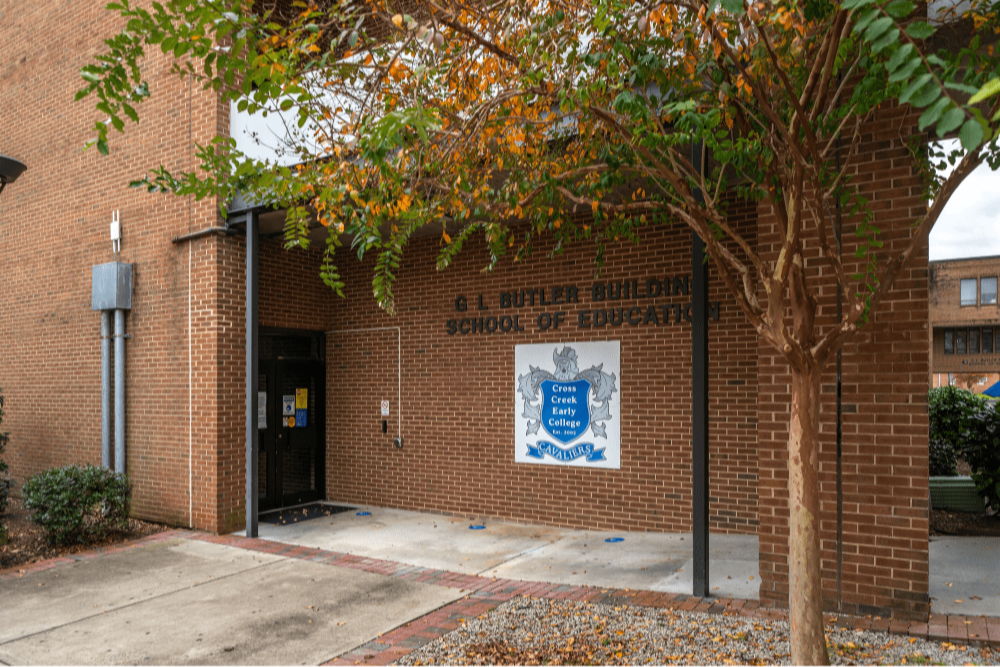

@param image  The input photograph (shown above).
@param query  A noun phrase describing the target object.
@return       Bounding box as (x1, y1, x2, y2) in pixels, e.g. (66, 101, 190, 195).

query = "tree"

(78, 0, 1000, 662)
(954, 372, 988, 390)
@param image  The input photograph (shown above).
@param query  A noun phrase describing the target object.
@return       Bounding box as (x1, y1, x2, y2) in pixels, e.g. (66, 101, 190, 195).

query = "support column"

(692, 230, 710, 597)
(114, 309, 125, 475)
(246, 211, 259, 538)
(101, 310, 112, 469)
(691, 139, 710, 598)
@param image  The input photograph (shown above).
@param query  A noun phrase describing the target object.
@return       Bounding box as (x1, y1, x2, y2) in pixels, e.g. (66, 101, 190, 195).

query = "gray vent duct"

(92, 261, 132, 474)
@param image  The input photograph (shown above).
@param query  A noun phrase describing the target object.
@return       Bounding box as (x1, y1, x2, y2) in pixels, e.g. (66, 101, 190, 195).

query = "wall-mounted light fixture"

(0, 154, 27, 196)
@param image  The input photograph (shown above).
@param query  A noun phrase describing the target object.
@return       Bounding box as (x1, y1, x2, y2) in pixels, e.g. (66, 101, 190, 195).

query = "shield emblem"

(539, 379, 591, 444)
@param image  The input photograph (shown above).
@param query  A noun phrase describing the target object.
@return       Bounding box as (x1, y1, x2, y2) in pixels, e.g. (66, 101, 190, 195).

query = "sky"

(928, 139, 1000, 261)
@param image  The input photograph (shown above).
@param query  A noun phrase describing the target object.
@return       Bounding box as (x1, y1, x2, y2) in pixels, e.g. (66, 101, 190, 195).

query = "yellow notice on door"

(295, 388, 308, 409)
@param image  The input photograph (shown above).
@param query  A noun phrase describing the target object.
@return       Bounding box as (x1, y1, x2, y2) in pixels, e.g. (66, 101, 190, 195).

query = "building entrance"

(258, 329, 326, 511)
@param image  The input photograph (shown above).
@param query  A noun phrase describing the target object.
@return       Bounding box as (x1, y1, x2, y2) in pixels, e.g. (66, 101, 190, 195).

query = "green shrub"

(22, 465, 131, 545)
(928, 386, 987, 477)
(929, 386, 988, 451)
(929, 436, 958, 477)
(0, 390, 11, 515)
(964, 403, 1000, 513)
(929, 386, 1000, 512)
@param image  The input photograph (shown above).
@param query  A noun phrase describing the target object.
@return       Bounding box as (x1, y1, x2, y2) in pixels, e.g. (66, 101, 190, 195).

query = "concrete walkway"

(930, 535, 1000, 617)
(255, 505, 761, 601)
(3, 505, 998, 665)
(0, 535, 462, 665)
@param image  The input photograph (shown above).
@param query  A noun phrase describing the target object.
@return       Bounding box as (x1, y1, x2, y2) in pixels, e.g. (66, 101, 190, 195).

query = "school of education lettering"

(446, 276, 721, 335)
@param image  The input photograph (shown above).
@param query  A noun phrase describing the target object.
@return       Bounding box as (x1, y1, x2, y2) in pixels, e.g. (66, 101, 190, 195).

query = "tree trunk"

(787, 366, 829, 665)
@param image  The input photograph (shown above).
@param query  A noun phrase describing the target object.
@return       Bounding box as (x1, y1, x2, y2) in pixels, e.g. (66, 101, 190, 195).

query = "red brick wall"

(0, 0, 231, 532)
(255, 208, 762, 535)
(756, 103, 930, 619)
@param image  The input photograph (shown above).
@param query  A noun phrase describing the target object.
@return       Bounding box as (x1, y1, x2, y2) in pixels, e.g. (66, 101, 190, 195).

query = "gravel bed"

(396, 597, 999, 665)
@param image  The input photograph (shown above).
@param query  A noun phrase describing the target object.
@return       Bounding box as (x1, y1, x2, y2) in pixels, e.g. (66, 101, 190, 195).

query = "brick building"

(928, 256, 1000, 393)
(1, 1, 932, 620)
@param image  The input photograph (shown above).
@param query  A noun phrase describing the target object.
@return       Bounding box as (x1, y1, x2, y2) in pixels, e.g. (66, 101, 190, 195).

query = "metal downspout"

(101, 311, 112, 469)
(114, 309, 126, 474)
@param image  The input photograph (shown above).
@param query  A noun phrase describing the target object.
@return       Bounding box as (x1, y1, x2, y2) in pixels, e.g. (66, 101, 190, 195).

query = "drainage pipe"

(101, 311, 112, 469)
(114, 309, 126, 474)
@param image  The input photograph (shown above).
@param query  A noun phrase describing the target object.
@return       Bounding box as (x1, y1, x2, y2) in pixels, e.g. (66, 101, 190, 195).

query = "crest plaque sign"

(515, 341, 621, 468)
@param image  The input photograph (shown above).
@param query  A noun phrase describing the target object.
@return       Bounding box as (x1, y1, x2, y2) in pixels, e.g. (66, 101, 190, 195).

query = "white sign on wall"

(514, 341, 621, 469)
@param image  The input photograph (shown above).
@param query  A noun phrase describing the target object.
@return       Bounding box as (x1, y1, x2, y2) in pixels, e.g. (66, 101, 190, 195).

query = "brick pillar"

(757, 102, 930, 620)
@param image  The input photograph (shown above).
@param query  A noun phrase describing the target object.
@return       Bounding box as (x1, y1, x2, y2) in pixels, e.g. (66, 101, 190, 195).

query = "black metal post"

(691, 140, 710, 598)
(246, 210, 259, 538)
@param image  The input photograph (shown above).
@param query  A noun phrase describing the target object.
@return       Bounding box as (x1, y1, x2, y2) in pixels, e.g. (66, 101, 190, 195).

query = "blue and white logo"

(516, 344, 619, 467)
(539, 378, 591, 444)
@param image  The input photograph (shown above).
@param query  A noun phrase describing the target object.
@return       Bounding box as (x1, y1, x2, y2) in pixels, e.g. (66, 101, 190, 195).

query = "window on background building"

(970, 328, 980, 353)
(957, 328, 967, 354)
(944, 329, 954, 354)
(984, 328, 994, 354)
(961, 278, 978, 306)
(983, 277, 998, 305)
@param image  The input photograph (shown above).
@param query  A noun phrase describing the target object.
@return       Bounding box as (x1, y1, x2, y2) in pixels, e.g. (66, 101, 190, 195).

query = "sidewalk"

(3, 527, 998, 666)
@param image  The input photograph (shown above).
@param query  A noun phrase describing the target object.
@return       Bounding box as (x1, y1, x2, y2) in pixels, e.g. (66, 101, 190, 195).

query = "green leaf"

(888, 57, 922, 83)
(864, 16, 894, 41)
(121, 103, 139, 124)
(871, 27, 899, 53)
(885, 0, 915, 17)
(899, 73, 933, 104)
(886, 43, 915, 72)
(912, 82, 941, 108)
(918, 97, 951, 131)
(959, 118, 984, 150)
(97, 138, 109, 155)
(945, 82, 982, 96)
(935, 108, 965, 137)
(853, 8, 880, 33)
(721, 0, 745, 14)
(969, 77, 1000, 105)
(842, 0, 875, 9)
(905, 21, 935, 39)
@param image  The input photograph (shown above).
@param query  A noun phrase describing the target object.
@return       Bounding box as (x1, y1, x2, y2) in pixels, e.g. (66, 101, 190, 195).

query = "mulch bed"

(0, 496, 169, 572)
(930, 508, 1000, 537)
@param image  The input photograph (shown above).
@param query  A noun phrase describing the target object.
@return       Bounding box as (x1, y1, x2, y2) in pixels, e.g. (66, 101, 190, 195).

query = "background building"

(929, 256, 1000, 393)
